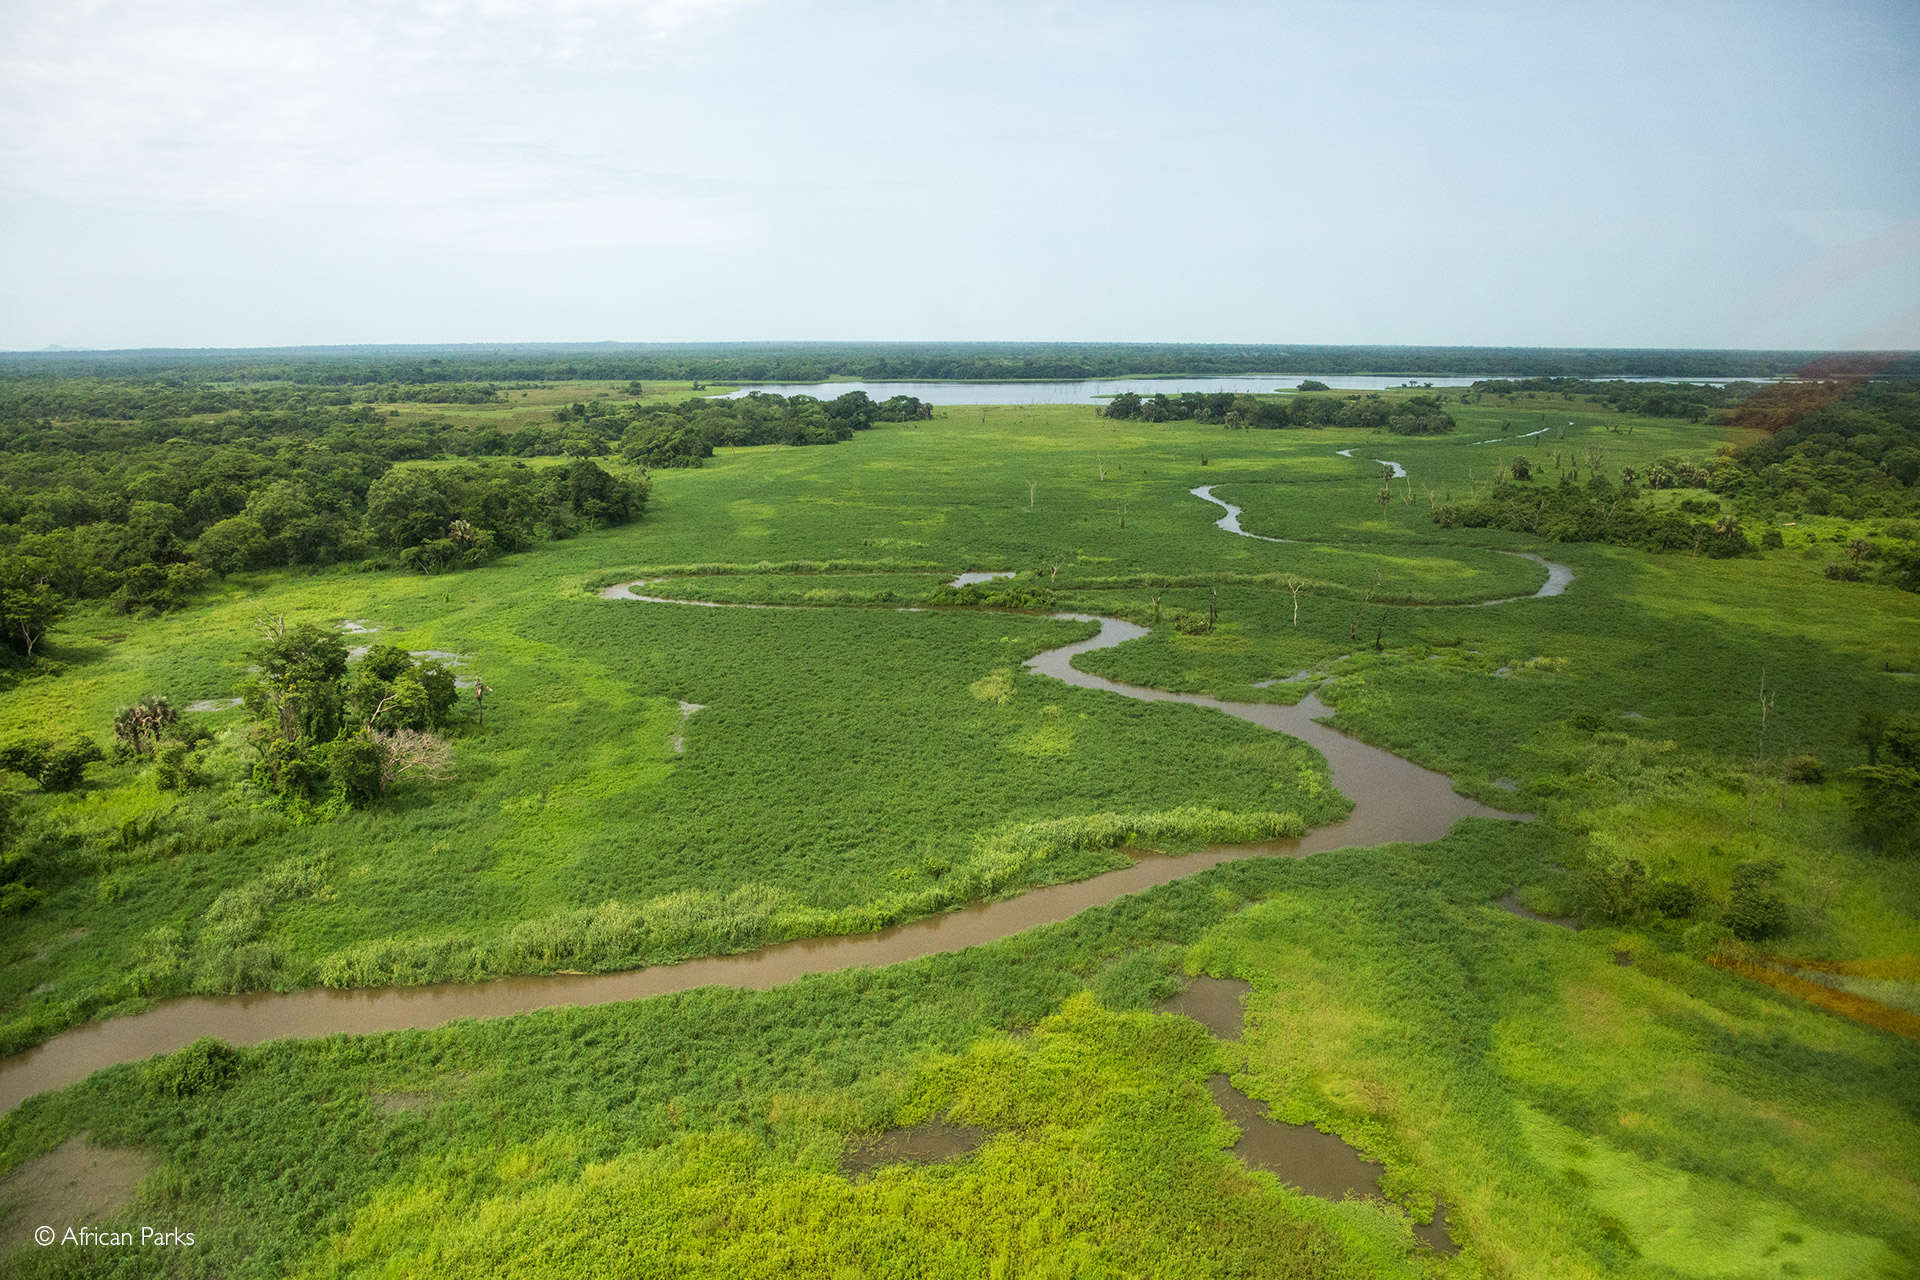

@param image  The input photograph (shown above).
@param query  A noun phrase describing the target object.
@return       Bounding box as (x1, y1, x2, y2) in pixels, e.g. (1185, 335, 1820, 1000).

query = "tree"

(378, 728, 454, 791)
(1852, 716, 1920, 857)
(195, 516, 271, 576)
(363, 469, 452, 551)
(112, 697, 178, 757)
(243, 619, 349, 743)
(0, 581, 63, 660)
(1852, 707, 1890, 765)
(1724, 859, 1790, 939)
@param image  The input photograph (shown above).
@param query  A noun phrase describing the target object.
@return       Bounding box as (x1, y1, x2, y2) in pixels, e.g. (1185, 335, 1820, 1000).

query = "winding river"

(0, 475, 1570, 1112)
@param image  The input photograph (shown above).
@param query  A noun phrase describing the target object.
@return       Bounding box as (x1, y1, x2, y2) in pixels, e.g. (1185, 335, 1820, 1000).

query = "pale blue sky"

(1, 0, 1915, 351)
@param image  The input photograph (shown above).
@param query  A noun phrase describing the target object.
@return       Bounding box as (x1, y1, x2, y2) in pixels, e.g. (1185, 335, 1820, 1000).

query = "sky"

(0, 0, 1916, 352)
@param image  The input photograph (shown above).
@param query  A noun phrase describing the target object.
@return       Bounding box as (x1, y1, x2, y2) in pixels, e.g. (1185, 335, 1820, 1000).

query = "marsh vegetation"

(0, 357, 1915, 1276)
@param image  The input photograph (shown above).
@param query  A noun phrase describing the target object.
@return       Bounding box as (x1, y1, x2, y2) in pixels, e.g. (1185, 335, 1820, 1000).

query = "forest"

(5, 342, 1904, 387)
(604, 389, 934, 468)
(1104, 390, 1455, 435)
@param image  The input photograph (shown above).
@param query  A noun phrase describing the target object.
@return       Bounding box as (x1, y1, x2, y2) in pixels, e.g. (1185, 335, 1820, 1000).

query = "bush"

(1825, 564, 1862, 582)
(152, 740, 201, 790)
(1573, 849, 1646, 922)
(146, 1036, 240, 1098)
(1724, 859, 1789, 941)
(1171, 613, 1211, 635)
(1784, 754, 1825, 784)
(35, 739, 104, 792)
(331, 735, 385, 808)
(1760, 528, 1784, 550)
(1645, 877, 1702, 920)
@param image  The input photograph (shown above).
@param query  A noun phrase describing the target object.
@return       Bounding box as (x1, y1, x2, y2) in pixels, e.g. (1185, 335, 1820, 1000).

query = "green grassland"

(3, 394, 1916, 1048)
(2, 388, 1918, 1275)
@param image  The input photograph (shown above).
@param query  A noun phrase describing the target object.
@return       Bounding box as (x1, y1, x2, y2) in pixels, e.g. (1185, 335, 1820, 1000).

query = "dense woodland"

(0, 398, 647, 658)
(605, 390, 933, 468)
(1464, 377, 1759, 420)
(1105, 390, 1456, 434)
(7, 342, 1902, 386)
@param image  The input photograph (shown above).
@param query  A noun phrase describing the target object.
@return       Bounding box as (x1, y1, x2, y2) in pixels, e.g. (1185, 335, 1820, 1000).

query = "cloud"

(0, 0, 760, 247)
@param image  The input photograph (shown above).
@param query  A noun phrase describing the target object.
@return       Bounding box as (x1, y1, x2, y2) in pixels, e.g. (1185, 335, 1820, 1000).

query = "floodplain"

(0, 377, 1916, 1278)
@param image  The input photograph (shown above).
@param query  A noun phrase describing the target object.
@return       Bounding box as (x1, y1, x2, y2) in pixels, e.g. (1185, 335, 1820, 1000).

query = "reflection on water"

(1208, 1075, 1458, 1254)
(841, 1121, 987, 1177)
(1156, 976, 1253, 1040)
(717, 374, 1758, 406)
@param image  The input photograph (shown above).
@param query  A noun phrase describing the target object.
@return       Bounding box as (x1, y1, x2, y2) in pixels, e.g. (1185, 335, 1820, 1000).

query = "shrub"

(1760, 528, 1784, 550)
(1783, 754, 1825, 784)
(35, 739, 104, 792)
(331, 735, 385, 808)
(1724, 859, 1789, 941)
(152, 740, 200, 790)
(1172, 613, 1211, 635)
(1644, 877, 1702, 919)
(146, 1036, 240, 1098)
(1573, 849, 1646, 922)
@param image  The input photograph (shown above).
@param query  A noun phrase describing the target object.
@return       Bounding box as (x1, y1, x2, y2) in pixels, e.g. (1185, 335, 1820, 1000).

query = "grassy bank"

(1, 821, 1913, 1277)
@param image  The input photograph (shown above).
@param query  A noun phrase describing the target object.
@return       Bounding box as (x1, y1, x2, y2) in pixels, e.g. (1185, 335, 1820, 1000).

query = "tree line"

(1102, 390, 1455, 435)
(0, 378, 507, 423)
(1465, 377, 1762, 421)
(6, 343, 1880, 386)
(598, 390, 932, 469)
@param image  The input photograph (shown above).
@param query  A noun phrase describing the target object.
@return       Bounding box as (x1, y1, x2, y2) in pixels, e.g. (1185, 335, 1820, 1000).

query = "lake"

(715, 374, 1764, 405)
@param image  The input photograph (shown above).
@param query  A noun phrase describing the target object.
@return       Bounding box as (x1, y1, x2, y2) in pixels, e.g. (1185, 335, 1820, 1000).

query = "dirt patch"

(370, 1091, 432, 1114)
(1157, 976, 1253, 1040)
(841, 1122, 987, 1178)
(0, 1136, 151, 1251)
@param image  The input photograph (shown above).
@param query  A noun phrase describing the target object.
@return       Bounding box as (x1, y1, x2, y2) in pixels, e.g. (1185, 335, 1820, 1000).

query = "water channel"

(0, 473, 1568, 1113)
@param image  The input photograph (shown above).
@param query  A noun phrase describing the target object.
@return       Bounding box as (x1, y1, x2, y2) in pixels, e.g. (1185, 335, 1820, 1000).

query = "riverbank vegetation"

(0, 372, 1917, 1274)
(1, 822, 1914, 1278)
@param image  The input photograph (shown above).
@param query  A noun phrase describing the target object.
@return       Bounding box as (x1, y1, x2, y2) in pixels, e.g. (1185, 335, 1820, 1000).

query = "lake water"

(717, 374, 1765, 405)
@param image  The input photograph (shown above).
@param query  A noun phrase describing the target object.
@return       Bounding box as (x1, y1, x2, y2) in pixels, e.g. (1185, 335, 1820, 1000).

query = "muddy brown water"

(1208, 1076, 1457, 1254)
(840, 1121, 987, 1177)
(1, 542, 1523, 1113)
(0, 1136, 152, 1251)
(1156, 977, 1253, 1040)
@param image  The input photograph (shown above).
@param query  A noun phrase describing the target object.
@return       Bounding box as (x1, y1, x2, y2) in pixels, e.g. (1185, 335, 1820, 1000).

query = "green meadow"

(1, 385, 1918, 1276)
